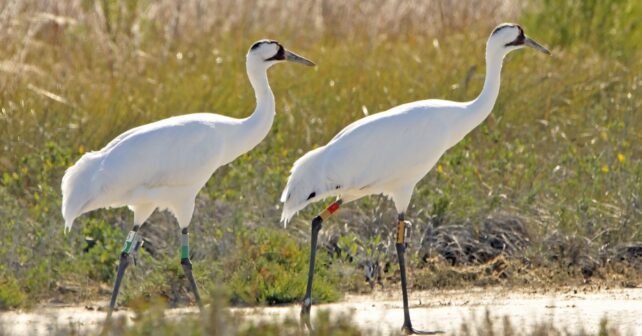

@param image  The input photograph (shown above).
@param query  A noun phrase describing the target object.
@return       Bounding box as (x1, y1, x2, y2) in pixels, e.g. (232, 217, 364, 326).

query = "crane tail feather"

(61, 151, 103, 232)
(280, 147, 335, 227)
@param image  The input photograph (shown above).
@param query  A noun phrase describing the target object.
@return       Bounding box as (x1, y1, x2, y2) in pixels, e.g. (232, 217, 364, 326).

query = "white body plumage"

(62, 112, 271, 231)
(281, 24, 550, 224)
(62, 40, 314, 232)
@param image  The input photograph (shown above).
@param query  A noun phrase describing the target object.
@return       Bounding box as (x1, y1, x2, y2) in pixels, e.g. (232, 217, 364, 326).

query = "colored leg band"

(396, 220, 406, 244)
(180, 232, 189, 259)
(122, 231, 137, 253)
(319, 200, 342, 221)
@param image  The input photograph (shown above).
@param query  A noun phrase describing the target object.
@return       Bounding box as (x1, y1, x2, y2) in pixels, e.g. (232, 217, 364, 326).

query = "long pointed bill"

(524, 36, 551, 55)
(284, 50, 315, 66)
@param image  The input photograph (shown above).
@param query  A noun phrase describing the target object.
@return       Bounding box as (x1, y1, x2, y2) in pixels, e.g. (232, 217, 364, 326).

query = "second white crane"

(281, 24, 549, 334)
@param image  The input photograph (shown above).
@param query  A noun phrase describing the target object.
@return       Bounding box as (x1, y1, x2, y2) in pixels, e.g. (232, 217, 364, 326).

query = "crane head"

(247, 40, 315, 68)
(489, 23, 550, 56)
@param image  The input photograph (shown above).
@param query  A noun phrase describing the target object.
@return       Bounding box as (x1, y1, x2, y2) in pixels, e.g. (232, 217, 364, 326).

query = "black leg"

(301, 215, 323, 329)
(180, 227, 203, 311)
(301, 200, 342, 331)
(395, 214, 443, 335)
(107, 225, 141, 319)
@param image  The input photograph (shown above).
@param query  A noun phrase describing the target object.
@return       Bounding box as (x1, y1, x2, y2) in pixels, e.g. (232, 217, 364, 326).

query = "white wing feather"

(281, 100, 465, 224)
(62, 113, 240, 230)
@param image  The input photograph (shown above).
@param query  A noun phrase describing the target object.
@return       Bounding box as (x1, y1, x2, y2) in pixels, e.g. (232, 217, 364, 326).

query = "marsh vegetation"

(0, 0, 640, 334)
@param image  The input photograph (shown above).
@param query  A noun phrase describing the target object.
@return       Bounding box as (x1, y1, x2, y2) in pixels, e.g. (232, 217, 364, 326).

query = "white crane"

(280, 24, 549, 334)
(61, 40, 314, 317)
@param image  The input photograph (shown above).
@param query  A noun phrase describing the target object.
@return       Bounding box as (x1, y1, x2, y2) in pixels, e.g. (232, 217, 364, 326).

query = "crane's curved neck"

(474, 48, 504, 109)
(462, 47, 506, 133)
(247, 62, 275, 113)
(233, 61, 276, 155)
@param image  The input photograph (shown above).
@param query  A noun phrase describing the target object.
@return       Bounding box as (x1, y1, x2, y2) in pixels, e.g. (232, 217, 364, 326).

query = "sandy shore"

(1, 287, 640, 335)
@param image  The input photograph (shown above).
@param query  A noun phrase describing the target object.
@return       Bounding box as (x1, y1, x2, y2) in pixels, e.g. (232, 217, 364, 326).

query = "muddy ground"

(1, 287, 640, 335)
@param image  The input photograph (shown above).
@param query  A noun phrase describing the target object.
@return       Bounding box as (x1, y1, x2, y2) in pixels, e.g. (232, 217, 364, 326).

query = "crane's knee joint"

(311, 216, 323, 232)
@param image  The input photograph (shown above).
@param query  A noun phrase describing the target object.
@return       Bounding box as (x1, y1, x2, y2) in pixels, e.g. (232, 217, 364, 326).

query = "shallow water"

(1, 287, 640, 335)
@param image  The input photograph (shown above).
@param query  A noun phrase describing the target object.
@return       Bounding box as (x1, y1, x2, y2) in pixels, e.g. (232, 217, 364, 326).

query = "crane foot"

(300, 299, 313, 332)
(401, 324, 445, 335)
(181, 258, 204, 312)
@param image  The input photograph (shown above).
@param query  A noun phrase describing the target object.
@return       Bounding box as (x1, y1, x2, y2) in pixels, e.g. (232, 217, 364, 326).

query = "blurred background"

(0, 0, 640, 314)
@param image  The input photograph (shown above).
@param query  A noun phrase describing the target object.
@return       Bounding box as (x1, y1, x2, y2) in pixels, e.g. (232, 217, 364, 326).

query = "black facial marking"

(265, 44, 285, 62)
(505, 26, 525, 47)
(250, 41, 267, 50)
(306, 192, 316, 200)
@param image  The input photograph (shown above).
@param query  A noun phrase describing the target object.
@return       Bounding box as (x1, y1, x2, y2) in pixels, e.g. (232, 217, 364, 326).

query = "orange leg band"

(396, 220, 406, 244)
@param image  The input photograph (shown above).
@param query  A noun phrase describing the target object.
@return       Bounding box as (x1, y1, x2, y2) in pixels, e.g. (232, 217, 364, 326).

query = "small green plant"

(224, 228, 340, 305)
(0, 275, 26, 310)
(80, 218, 126, 282)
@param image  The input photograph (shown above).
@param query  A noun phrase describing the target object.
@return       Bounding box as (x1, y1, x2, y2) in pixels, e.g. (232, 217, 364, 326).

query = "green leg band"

(181, 245, 189, 259)
(180, 229, 190, 259)
(122, 231, 137, 253)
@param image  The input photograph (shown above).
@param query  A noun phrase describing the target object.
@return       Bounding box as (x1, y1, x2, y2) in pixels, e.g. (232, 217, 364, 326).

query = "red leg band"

(319, 201, 341, 220)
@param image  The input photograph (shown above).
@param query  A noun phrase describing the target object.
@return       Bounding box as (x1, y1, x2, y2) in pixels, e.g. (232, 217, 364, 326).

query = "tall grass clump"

(524, 0, 642, 60)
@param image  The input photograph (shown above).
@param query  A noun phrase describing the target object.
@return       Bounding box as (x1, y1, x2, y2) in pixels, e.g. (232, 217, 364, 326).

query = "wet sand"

(1, 287, 640, 335)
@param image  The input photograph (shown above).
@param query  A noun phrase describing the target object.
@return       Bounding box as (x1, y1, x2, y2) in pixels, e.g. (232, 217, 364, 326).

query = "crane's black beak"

(284, 49, 315, 66)
(524, 36, 550, 55)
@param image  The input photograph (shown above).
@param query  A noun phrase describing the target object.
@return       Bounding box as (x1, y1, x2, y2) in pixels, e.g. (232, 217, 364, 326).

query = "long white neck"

(228, 61, 276, 157)
(459, 46, 506, 136)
